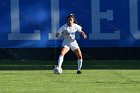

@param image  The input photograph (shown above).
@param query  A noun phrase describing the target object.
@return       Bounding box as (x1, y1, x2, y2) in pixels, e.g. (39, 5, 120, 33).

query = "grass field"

(0, 60, 140, 93)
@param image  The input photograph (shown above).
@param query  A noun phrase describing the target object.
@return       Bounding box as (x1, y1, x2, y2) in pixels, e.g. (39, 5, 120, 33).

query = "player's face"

(67, 17, 74, 25)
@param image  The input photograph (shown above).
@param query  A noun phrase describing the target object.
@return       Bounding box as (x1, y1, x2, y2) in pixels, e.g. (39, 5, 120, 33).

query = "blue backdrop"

(0, 0, 140, 48)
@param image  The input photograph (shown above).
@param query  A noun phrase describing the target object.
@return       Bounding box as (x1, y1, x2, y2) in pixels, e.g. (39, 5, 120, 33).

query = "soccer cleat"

(77, 70, 82, 74)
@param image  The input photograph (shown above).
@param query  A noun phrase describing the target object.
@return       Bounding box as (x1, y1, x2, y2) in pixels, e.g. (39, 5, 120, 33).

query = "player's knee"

(77, 55, 82, 59)
(60, 51, 67, 56)
(60, 53, 65, 56)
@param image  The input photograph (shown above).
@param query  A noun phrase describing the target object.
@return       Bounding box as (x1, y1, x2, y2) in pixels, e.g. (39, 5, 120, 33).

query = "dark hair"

(67, 13, 77, 23)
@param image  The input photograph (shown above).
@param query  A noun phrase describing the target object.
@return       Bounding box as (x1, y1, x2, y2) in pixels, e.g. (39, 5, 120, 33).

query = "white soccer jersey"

(58, 23, 82, 43)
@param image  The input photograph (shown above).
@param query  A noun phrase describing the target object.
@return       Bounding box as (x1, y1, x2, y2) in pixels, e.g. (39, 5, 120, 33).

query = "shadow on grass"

(0, 60, 140, 70)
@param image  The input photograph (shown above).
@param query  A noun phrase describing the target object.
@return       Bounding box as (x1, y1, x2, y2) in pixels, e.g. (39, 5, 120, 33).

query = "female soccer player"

(56, 14, 87, 74)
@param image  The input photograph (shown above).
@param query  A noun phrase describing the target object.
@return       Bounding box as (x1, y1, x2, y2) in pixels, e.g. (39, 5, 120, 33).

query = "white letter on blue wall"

(8, 0, 41, 40)
(48, 0, 59, 40)
(130, 0, 140, 39)
(89, 0, 120, 40)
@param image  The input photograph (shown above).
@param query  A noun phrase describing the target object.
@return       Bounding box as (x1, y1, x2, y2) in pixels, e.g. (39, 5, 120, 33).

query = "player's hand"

(56, 33, 60, 37)
(83, 34, 87, 39)
(80, 31, 87, 39)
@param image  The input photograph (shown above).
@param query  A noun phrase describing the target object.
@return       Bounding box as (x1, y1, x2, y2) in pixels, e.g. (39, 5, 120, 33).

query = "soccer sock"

(77, 59, 83, 71)
(58, 55, 64, 68)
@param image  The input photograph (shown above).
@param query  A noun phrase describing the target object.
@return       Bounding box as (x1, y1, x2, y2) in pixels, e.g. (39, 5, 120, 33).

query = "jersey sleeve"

(76, 24, 82, 32)
(57, 24, 66, 34)
(57, 26, 63, 34)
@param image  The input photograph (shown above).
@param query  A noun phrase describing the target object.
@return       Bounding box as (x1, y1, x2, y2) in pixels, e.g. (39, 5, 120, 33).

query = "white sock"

(77, 59, 83, 71)
(58, 55, 64, 68)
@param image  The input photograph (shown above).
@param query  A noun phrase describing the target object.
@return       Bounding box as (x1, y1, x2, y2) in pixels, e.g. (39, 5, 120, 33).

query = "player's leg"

(73, 48, 83, 74)
(57, 46, 70, 68)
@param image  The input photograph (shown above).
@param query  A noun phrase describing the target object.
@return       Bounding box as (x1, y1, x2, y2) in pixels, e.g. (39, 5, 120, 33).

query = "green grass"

(0, 70, 140, 93)
(0, 60, 140, 93)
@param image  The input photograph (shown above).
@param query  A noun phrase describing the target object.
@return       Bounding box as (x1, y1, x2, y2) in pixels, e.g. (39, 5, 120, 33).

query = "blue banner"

(0, 0, 140, 48)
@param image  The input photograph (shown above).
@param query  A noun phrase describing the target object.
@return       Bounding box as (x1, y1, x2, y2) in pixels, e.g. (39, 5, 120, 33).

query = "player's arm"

(56, 28, 63, 38)
(80, 31, 87, 39)
(56, 32, 61, 37)
(76, 24, 87, 39)
(56, 24, 65, 37)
